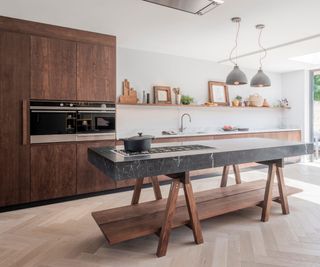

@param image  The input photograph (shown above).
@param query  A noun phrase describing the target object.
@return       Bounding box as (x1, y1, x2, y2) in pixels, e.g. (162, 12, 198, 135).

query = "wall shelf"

(117, 103, 291, 110)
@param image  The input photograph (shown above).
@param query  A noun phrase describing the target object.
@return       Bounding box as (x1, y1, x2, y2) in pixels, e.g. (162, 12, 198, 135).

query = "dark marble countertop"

(88, 138, 313, 181)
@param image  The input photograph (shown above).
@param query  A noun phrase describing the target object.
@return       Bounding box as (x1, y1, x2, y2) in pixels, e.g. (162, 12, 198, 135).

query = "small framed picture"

(154, 86, 172, 104)
(208, 81, 229, 106)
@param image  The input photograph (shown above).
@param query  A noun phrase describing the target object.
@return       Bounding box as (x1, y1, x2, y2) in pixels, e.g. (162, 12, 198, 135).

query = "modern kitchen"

(0, 0, 320, 266)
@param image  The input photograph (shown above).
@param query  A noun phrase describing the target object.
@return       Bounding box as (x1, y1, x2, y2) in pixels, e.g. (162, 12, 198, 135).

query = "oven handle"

(31, 110, 77, 113)
(77, 110, 115, 114)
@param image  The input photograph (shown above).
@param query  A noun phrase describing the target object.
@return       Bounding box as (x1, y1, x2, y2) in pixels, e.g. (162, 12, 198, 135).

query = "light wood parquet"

(1, 162, 320, 267)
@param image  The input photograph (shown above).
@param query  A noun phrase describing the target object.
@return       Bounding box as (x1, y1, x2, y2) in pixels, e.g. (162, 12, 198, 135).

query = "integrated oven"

(30, 101, 116, 143)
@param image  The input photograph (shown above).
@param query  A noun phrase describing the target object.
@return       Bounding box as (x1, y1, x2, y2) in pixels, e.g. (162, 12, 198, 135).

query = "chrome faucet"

(180, 113, 192, 133)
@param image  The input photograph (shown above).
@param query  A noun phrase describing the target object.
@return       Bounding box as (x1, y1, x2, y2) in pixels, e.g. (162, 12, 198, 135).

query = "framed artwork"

(154, 86, 172, 104)
(208, 81, 229, 106)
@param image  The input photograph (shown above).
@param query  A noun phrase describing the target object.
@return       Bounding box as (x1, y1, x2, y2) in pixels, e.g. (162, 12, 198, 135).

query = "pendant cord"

(258, 27, 267, 69)
(229, 20, 240, 66)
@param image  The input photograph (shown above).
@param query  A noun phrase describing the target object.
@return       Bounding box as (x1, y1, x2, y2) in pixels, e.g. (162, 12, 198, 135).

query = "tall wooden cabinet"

(0, 31, 31, 207)
(30, 36, 77, 100)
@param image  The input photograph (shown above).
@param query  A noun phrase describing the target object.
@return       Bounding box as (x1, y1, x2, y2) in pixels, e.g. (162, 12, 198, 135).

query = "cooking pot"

(121, 133, 154, 152)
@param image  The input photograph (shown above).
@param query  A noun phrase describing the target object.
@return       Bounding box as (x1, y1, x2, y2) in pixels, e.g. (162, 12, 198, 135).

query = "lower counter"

(1, 129, 301, 209)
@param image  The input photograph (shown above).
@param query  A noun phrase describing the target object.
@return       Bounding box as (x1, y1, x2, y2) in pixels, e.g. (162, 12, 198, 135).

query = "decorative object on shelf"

(235, 95, 243, 106)
(119, 79, 139, 104)
(173, 87, 181, 104)
(244, 99, 250, 107)
(250, 24, 271, 87)
(146, 93, 151, 104)
(204, 102, 218, 107)
(208, 81, 229, 106)
(262, 99, 270, 107)
(249, 93, 264, 107)
(154, 86, 172, 104)
(181, 95, 194, 105)
(142, 90, 146, 104)
(279, 98, 289, 108)
(226, 17, 248, 85)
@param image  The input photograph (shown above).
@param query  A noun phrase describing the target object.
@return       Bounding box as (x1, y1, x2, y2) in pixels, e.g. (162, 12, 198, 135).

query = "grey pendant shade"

(226, 17, 248, 86)
(226, 65, 248, 85)
(250, 68, 271, 87)
(250, 24, 271, 87)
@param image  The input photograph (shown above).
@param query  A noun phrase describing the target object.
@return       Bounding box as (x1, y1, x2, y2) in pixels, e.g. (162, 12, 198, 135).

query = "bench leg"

(131, 176, 163, 205)
(156, 178, 180, 257)
(131, 178, 144, 205)
(220, 165, 241, 187)
(276, 166, 289, 215)
(220, 166, 230, 187)
(182, 173, 204, 244)
(151, 176, 163, 200)
(261, 163, 276, 222)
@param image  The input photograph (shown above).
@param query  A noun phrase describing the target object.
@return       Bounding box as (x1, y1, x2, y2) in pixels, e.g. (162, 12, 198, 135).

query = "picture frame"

(154, 86, 172, 104)
(208, 81, 229, 106)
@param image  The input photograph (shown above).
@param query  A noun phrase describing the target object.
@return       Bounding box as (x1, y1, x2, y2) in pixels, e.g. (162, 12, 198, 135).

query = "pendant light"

(250, 24, 271, 87)
(226, 17, 248, 85)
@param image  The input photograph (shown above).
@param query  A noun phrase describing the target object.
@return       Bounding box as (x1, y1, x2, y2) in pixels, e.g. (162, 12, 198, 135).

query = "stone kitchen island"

(88, 138, 313, 257)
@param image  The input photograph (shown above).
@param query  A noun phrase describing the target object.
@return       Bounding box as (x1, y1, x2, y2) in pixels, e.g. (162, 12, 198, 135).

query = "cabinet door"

(0, 31, 30, 207)
(31, 36, 77, 100)
(77, 43, 116, 101)
(31, 144, 76, 201)
(77, 141, 116, 194)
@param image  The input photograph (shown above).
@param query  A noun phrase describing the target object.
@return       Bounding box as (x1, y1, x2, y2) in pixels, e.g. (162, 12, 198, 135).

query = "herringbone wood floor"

(1, 161, 320, 267)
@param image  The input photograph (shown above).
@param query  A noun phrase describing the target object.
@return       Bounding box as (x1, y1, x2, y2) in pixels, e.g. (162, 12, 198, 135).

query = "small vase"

(232, 99, 239, 107)
(176, 94, 181, 105)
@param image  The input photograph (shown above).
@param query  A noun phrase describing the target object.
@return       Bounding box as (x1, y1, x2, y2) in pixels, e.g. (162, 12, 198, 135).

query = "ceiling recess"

(142, 0, 224, 15)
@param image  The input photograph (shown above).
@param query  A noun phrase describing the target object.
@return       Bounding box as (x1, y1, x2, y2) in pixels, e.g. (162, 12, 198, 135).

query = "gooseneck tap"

(180, 113, 192, 133)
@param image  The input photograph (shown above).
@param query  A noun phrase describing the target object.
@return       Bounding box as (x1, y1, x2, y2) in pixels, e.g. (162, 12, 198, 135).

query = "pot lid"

(125, 132, 154, 141)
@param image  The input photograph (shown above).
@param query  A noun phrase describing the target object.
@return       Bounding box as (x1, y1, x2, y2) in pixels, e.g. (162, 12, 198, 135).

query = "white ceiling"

(1, 0, 320, 73)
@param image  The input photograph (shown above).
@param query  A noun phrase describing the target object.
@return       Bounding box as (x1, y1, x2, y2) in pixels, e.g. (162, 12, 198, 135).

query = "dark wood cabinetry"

(77, 43, 116, 101)
(0, 31, 30, 207)
(31, 144, 77, 201)
(77, 141, 116, 194)
(31, 36, 77, 100)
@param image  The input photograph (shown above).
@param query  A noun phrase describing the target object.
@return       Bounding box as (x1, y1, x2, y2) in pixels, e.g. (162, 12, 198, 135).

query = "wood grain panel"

(77, 43, 116, 101)
(77, 141, 116, 194)
(0, 16, 116, 47)
(31, 36, 77, 100)
(31, 144, 76, 201)
(0, 31, 30, 207)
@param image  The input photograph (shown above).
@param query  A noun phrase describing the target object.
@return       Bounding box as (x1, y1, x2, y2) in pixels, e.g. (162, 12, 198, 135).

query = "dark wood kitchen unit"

(77, 43, 116, 102)
(0, 16, 117, 208)
(31, 36, 77, 100)
(76, 141, 116, 194)
(0, 31, 31, 207)
(31, 144, 77, 201)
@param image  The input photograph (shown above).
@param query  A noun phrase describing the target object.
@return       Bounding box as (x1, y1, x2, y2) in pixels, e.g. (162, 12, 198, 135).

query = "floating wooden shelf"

(92, 180, 300, 245)
(117, 103, 291, 110)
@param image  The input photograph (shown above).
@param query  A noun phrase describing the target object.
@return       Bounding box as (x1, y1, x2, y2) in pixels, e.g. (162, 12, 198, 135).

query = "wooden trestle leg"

(131, 176, 163, 205)
(157, 172, 203, 257)
(276, 166, 290, 215)
(220, 165, 241, 187)
(261, 161, 290, 222)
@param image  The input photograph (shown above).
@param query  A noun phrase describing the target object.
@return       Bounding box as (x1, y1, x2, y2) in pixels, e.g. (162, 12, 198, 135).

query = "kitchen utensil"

(121, 132, 154, 152)
(238, 128, 249, 131)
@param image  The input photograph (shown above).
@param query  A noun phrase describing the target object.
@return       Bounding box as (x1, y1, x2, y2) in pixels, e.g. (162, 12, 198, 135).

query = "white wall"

(116, 48, 284, 138)
(281, 70, 311, 142)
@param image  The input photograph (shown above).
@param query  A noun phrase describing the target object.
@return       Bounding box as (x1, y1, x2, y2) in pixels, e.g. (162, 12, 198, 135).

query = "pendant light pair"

(226, 18, 271, 87)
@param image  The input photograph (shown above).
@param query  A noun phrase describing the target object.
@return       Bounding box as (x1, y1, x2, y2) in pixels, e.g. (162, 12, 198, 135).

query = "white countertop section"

(117, 128, 301, 139)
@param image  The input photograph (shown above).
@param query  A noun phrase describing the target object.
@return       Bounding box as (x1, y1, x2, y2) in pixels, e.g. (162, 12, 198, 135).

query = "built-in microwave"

(30, 101, 116, 143)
